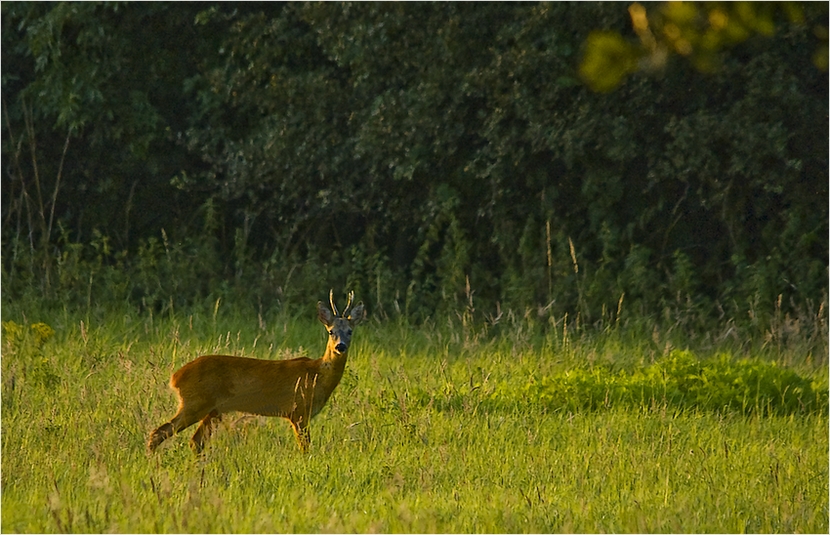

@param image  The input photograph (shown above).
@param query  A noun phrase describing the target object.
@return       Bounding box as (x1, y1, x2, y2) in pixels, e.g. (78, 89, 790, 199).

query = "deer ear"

(348, 303, 365, 326)
(318, 301, 334, 326)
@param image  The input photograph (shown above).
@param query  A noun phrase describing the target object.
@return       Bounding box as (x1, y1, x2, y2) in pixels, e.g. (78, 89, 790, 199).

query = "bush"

(494, 350, 829, 416)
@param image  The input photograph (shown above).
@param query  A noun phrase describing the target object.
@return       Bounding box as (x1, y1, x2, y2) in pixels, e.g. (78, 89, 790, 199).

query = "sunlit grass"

(2, 303, 827, 532)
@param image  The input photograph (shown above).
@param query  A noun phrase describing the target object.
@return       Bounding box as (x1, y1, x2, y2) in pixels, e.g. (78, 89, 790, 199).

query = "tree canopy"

(2, 2, 827, 328)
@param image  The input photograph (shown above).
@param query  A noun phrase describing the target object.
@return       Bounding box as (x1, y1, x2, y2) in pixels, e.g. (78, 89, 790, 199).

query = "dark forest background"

(2, 2, 827, 334)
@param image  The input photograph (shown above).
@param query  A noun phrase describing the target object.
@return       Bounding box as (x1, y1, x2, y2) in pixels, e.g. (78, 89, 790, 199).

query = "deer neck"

(321, 345, 349, 373)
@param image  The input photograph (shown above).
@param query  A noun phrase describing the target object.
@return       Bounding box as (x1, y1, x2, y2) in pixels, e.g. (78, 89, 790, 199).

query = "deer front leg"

(290, 419, 310, 453)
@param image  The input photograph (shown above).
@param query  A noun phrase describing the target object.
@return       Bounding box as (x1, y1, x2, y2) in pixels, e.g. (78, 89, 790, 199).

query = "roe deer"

(147, 291, 365, 455)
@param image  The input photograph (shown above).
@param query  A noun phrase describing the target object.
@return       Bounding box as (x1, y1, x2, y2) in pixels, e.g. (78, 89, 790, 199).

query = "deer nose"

(335, 343, 347, 353)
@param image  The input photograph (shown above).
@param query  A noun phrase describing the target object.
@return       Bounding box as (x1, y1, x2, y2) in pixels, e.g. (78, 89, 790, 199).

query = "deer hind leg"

(190, 410, 221, 455)
(147, 421, 176, 453)
(147, 403, 211, 453)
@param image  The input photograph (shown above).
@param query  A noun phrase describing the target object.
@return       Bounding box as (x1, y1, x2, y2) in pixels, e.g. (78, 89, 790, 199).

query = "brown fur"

(147, 297, 365, 455)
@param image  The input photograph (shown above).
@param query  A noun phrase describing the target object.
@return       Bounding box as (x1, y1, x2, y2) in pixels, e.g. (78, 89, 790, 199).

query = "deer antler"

(343, 291, 354, 317)
(329, 289, 338, 317)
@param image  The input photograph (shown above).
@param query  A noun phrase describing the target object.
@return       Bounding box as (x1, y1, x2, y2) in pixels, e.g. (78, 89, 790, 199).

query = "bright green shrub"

(493, 350, 828, 416)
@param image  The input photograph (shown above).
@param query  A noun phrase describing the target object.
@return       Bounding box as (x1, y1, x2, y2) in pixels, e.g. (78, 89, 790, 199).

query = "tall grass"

(1, 301, 827, 532)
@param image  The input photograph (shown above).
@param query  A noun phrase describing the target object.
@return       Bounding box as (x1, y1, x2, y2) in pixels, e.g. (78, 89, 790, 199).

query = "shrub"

(493, 350, 828, 416)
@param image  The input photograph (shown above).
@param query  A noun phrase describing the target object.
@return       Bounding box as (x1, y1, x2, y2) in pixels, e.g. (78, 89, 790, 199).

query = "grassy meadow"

(1, 301, 828, 533)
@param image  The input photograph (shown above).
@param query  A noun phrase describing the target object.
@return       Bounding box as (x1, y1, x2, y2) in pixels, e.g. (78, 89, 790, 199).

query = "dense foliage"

(2, 2, 827, 329)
